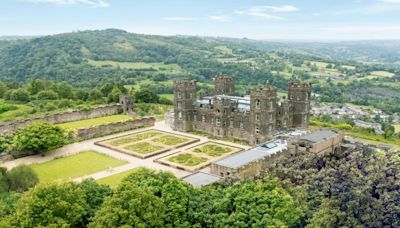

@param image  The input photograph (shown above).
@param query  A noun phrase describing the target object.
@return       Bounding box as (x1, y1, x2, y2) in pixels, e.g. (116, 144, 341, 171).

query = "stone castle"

(173, 76, 312, 145)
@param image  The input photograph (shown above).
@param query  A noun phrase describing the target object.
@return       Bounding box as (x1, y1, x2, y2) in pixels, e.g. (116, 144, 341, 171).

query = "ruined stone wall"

(0, 104, 121, 135)
(76, 117, 155, 140)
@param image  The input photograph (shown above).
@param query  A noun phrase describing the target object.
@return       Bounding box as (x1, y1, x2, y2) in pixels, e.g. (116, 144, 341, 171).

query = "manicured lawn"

(56, 115, 132, 131)
(152, 135, 189, 146)
(108, 131, 162, 146)
(97, 169, 137, 188)
(168, 153, 208, 166)
(29, 151, 128, 183)
(124, 142, 164, 154)
(193, 144, 232, 157)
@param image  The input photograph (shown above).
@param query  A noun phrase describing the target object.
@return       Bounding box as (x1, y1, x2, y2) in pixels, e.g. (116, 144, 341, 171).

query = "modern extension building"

(173, 76, 312, 145)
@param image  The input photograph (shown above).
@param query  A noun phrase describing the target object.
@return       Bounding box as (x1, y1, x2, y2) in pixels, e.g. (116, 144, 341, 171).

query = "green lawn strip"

(29, 150, 128, 183)
(56, 115, 132, 131)
(168, 153, 208, 166)
(97, 169, 137, 188)
(192, 144, 232, 157)
(107, 131, 162, 146)
(151, 135, 189, 146)
(124, 142, 164, 154)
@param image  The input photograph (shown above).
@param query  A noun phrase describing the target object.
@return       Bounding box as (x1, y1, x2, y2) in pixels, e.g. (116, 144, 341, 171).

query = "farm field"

(395, 125, 400, 133)
(87, 59, 181, 72)
(97, 169, 137, 188)
(29, 150, 128, 183)
(56, 114, 132, 131)
(157, 142, 242, 171)
(96, 130, 198, 158)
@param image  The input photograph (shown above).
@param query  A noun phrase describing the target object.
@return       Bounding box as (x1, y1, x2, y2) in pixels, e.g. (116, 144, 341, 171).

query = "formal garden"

(96, 130, 199, 158)
(157, 142, 242, 171)
(29, 150, 128, 182)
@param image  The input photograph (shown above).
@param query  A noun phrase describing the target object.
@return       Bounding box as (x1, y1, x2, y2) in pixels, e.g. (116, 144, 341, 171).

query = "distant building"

(210, 140, 288, 180)
(292, 130, 344, 153)
(354, 120, 383, 134)
(173, 76, 312, 145)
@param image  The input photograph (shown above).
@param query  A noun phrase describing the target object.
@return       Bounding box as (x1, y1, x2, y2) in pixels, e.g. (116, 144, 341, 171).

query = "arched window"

(255, 99, 261, 109)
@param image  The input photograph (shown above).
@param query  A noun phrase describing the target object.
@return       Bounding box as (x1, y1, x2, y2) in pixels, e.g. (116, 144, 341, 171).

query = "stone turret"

(249, 82, 277, 144)
(173, 80, 197, 132)
(119, 95, 134, 114)
(214, 75, 235, 96)
(288, 81, 312, 129)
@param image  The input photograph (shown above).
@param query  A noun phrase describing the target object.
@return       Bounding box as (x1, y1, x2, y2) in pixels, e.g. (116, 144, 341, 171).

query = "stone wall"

(0, 104, 121, 135)
(76, 117, 155, 140)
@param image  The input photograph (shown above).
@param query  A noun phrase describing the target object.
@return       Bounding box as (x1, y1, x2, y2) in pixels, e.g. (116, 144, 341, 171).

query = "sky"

(1, 0, 400, 41)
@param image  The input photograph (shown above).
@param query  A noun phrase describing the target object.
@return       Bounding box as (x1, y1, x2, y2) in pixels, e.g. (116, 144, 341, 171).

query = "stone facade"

(173, 76, 312, 145)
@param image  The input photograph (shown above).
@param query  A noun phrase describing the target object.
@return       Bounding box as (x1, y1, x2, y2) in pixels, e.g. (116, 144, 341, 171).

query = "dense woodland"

(0, 145, 398, 227)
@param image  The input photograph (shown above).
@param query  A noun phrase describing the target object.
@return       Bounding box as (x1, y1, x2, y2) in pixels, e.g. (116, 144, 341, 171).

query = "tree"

(9, 89, 30, 102)
(0, 82, 7, 98)
(53, 81, 74, 99)
(4, 165, 38, 192)
(36, 90, 58, 100)
(88, 88, 103, 101)
(9, 183, 88, 227)
(134, 89, 159, 103)
(89, 182, 165, 227)
(12, 122, 68, 154)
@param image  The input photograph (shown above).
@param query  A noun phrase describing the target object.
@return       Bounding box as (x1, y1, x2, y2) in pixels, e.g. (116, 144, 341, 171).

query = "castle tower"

(119, 95, 134, 114)
(288, 81, 312, 129)
(214, 75, 235, 96)
(173, 80, 197, 132)
(249, 82, 277, 144)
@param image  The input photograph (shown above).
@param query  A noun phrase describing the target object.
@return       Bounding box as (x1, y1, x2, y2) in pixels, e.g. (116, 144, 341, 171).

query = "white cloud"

(235, 5, 298, 20)
(163, 17, 198, 21)
(208, 15, 232, 22)
(27, 0, 109, 8)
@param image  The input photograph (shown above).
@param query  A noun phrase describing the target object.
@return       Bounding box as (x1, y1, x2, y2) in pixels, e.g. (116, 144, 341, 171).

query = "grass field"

(56, 115, 132, 131)
(87, 59, 181, 72)
(168, 153, 208, 166)
(97, 169, 137, 188)
(0, 99, 34, 122)
(30, 151, 128, 183)
(124, 142, 164, 154)
(395, 125, 400, 133)
(370, 71, 395, 77)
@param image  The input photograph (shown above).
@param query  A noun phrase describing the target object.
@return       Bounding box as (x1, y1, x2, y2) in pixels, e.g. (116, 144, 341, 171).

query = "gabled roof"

(300, 130, 338, 143)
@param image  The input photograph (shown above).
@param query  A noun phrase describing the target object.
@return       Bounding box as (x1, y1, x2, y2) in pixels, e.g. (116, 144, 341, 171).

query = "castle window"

(178, 112, 182, 120)
(194, 115, 197, 121)
(217, 109, 220, 113)
(230, 120, 234, 128)
(240, 122, 244, 129)
(303, 116, 307, 123)
(178, 91, 182, 99)
(256, 113, 260, 122)
(216, 117, 221, 127)
(202, 115, 205, 123)
(255, 99, 261, 109)
(177, 101, 182, 109)
(255, 126, 260, 135)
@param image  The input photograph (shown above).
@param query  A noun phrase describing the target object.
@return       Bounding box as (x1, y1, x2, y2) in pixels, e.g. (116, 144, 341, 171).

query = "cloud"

(208, 15, 232, 22)
(27, 0, 109, 8)
(235, 5, 298, 20)
(163, 17, 198, 21)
